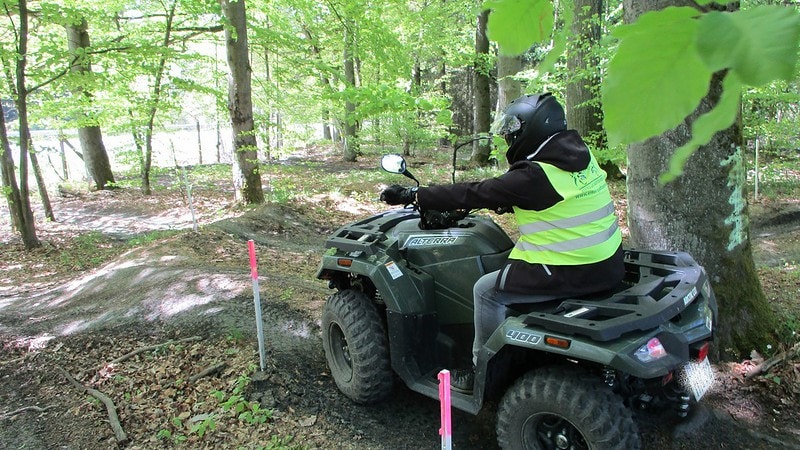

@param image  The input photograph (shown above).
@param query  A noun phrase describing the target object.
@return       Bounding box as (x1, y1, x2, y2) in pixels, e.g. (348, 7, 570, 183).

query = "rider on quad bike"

(381, 93, 624, 393)
(319, 93, 716, 450)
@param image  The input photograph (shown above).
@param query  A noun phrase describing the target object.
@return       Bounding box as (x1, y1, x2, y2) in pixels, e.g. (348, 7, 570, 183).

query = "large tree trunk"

(66, 19, 115, 190)
(0, 99, 39, 248)
(222, 0, 264, 204)
(342, 21, 359, 162)
(624, 0, 775, 359)
(470, 9, 491, 166)
(566, 0, 605, 149)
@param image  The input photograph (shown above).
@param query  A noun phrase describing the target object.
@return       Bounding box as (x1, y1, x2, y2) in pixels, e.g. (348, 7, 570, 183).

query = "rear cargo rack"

(521, 250, 706, 341)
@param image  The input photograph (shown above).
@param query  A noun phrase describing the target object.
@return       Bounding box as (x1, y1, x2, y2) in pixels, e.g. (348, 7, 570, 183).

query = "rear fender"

(480, 315, 712, 381)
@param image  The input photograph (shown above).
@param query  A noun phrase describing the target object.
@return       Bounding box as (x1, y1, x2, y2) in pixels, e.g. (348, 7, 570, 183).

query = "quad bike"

(316, 152, 717, 449)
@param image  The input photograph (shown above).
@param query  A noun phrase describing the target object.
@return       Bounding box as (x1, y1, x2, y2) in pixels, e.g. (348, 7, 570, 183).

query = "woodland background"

(1, 0, 800, 448)
(0, 0, 799, 410)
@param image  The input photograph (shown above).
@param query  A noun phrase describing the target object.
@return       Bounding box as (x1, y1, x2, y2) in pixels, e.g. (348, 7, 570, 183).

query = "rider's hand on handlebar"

(380, 185, 418, 205)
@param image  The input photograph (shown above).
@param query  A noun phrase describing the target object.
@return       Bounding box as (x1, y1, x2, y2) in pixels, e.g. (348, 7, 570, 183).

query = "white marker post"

(248, 240, 267, 371)
(438, 369, 452, 450)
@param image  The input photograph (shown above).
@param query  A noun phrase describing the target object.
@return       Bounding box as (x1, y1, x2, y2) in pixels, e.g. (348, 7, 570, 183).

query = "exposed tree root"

(101, 335, 202, 369)
(0, 405, 55, 420)
(189, 362, 227, 383)
(57, 367, 128, 445)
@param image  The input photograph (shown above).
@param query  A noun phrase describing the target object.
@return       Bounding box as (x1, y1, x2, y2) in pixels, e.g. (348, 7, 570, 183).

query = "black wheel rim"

(522, 413, 589, 450)
(328, 322, 353, 382)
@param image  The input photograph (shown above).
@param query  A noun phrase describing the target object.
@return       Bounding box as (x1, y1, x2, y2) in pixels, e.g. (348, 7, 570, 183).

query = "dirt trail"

(1, 186, 799, 449)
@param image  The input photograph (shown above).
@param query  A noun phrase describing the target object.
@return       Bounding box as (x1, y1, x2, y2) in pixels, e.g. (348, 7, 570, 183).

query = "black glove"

(380, 185, 418, 205)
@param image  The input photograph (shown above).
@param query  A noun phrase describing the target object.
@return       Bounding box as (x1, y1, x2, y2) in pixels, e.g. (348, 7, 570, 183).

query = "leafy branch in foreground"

(484, 1, 800, 182)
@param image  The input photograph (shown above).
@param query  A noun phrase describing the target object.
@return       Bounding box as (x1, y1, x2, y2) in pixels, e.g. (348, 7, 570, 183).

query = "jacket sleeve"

(416, 162, 563, 212)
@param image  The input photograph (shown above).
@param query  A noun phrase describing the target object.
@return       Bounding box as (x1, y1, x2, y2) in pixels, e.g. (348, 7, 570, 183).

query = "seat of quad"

(500, 286, 624, 317)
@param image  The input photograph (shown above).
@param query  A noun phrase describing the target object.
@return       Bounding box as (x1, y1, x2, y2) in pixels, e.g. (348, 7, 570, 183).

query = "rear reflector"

(337, 258, 353, 267)
(545, 336, 571, 349)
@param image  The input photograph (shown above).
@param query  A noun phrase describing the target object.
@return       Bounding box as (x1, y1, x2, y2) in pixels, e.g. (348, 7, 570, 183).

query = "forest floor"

(1, 149, 800, 449)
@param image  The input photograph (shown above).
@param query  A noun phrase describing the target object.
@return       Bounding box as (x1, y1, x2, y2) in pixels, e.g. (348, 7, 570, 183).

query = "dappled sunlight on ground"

(306, 191, 383, 216)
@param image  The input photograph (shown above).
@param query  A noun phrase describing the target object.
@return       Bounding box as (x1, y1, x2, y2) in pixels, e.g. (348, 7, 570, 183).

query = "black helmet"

(490, 93, 567, 164)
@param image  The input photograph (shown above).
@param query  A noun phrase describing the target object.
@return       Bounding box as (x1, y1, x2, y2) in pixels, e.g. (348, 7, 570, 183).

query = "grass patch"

(759, 264, 800, 347)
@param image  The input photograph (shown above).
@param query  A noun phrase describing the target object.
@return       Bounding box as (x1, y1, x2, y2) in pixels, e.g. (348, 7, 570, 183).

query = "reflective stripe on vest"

(509, 154, 622, 266)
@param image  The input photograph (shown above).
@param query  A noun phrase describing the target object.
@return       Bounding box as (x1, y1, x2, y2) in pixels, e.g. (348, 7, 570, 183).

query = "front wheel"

(496, 367, 640, 450)
(321, 289, 392, 404)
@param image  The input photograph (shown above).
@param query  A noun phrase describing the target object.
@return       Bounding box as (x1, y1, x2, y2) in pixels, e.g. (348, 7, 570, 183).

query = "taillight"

(696, 341, 710, 362)
(634, 337, 668, 363)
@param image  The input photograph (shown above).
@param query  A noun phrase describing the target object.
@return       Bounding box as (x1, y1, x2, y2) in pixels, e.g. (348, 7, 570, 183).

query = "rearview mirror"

(380, 154, 406, 174)
(380, 154, 419, 186)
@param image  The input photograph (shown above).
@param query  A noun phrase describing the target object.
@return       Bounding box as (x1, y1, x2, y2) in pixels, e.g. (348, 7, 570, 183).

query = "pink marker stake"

(438, 369, 452, 450)
(248, 240, 267, 371)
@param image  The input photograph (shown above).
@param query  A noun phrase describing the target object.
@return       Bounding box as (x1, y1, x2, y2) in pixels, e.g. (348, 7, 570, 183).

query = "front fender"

(317, 253, 434, 314)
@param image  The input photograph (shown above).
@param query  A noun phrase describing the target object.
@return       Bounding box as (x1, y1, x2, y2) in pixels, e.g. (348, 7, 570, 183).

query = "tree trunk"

(342, 21, 359, 162)
(566, 0, 605, 150)
(438, 60, 450, 147)
(624, 0, 776, 359)
(66, 19, 115, 190)
(222, 0, 264, 204)
(262, 45, 272, 160)
(0, 98, 39, 248)
(301, 25, 334, 141)
(195, 118, 203, 164)
(495, 54, 522, 115)
(470, 9, 491, 166)
(15, 0, 54, 223)
(140, 1, 177, 195)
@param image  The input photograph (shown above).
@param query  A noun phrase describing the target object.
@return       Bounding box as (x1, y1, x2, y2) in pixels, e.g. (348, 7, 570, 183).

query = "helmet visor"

(490, 113, 522, 137)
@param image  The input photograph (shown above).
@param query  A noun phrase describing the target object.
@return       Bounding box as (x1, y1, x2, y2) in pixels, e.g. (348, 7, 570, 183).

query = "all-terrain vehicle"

(316, 153, 717, 449)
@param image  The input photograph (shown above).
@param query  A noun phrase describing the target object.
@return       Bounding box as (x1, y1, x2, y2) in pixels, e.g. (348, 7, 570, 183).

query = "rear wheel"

(321, 289, 392, 404)
(496, 367, 640, 450)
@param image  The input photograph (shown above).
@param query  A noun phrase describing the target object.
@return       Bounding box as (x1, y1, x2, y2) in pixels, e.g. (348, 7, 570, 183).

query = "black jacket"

(416, 130, 624, 296)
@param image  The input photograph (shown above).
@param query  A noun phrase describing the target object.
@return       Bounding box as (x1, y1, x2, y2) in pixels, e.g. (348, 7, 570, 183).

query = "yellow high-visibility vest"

(509, 153, 622, 265)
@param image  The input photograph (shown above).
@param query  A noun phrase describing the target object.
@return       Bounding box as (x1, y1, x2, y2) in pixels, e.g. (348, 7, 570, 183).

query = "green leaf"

(697, 7, 800, 86)
(484, 0, 554, 56)
(603, 7, 712, 146)
(535, 0, 574, 76)
(659, 72, 743, 184)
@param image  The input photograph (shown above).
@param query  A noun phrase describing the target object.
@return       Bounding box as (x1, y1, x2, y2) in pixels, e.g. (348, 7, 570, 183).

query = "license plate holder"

(680, 357, 715, 401)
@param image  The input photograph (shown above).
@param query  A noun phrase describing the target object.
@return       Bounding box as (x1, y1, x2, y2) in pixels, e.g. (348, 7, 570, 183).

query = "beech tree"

(615, 0, 787, 357)
(565, 0, 605, 150)
(0, 101, 39, 248)
(221, 0, 264, 204)
(65, 17, 116, 190)
(470, 9, 491, 165)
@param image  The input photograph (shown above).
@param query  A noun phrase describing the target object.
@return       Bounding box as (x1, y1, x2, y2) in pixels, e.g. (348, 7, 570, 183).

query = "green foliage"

(255, 435, 306, 450)
(697, 7, 799, 86)
(659, 72, 743, 184)
(484, 0, 554, 56)
(126, 230, 180, 247)
(603, 7, 712, 147)
(605, 5, 799, 181)
(58, 231, 115, 269)
(188, 414, 217, 438)
(211, 367, 273, 425)
(485, 2, 800, 182)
